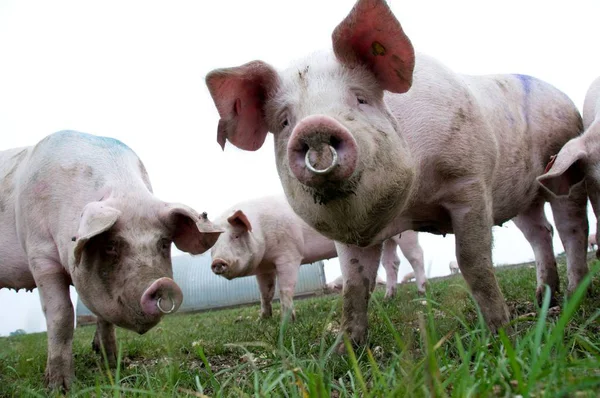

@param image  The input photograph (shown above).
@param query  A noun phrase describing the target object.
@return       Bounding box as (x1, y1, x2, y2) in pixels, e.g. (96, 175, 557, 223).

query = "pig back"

(388, 55, 581, 224)
(583, 77, 600, 130)
(14, 131, 152, 263)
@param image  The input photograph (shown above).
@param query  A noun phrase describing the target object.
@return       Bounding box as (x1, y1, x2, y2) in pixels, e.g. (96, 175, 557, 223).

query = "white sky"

(1, 0, 599, 336)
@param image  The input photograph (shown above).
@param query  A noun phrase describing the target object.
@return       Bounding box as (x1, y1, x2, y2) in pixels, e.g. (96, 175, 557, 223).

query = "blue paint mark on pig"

(53, 130, 132, 151)
(513, 74, 533, 95)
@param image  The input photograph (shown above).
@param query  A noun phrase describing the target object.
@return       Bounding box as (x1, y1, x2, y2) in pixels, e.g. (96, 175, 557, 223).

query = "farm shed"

(76, 253, 327, 326)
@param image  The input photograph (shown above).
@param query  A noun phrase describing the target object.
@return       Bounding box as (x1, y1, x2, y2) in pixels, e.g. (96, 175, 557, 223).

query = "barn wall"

(76, 253, 327, 325)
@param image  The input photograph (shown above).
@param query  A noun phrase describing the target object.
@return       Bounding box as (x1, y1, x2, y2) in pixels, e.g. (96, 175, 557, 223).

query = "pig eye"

(105, 239, 118, 256)
(357, 96, 368, 105)
(160, 238, 171, 251)
(281, 119, 289, 128)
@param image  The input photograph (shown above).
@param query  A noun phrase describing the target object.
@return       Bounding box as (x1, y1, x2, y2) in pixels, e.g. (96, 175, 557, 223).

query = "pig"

(327, 274, 386, 293)
(589, 233, 597, 252)
(205, 0, 587, 350)
(210, 195, 425, 320)
(538, 76, 600, 260)
(449, 260, 460, 275)
(400, 271, 415, 283)
(0, 131, 222, 389)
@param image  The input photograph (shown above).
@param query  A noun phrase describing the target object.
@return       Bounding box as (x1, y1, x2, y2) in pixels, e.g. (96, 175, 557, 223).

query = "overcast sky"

(1, 0, 599, 336)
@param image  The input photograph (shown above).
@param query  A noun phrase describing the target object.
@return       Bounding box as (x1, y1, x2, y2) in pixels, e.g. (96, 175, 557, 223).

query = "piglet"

(0, 131, 222, 390)
(210, 195, 425, 319)
(449, 260, 460, 275)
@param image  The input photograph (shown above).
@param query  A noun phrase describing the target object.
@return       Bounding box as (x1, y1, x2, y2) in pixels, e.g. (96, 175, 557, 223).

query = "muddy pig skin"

(0, 130, 223, 389)
(206, 0, 586, 351)
(210, 195, 425, 319)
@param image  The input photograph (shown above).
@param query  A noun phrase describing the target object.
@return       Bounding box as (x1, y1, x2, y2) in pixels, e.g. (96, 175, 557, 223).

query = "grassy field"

(1, 255, 600, 397)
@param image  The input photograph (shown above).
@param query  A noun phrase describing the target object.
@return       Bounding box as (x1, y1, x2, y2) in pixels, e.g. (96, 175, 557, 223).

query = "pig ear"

(332, 0, 415, 94)
(165, 204, 224, 255)
(205, 61, 279, 151)
(74, 202, 122, 265)
(227, 210, 252, 232)
(537, 140, 587, 197)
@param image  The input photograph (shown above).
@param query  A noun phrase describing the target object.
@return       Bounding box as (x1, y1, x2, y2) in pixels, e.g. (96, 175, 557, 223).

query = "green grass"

(2, 255, 600, 397)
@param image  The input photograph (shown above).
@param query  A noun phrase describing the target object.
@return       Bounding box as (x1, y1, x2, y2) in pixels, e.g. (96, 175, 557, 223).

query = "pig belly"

(0, 214, 33, 290)
(0, 257, 35, 290)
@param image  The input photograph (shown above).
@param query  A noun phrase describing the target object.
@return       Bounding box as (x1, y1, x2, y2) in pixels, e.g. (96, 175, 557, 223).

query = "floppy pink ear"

(537, 139, 587, 197)
(164, 204, 224, 255)
(74, 202, 121, 265)
(227, 210, 252, 232)
(332, 0, 415, 93)
(206, 61, 280, 151)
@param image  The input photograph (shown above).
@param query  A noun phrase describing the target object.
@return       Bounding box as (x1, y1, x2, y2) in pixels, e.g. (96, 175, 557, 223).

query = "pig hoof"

(280, 307, 297, 322)
(335, 341, 347, 355)
(484, 305, 511, 335)
(383, 290, 396, 300)
(259, 310, 273, 319)
(535, 285, 558, 308)
(45, 369, 73, 391)
(92, 338, 117, 368)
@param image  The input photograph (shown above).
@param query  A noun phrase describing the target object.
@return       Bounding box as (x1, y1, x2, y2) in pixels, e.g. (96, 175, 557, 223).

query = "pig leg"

(586, 188, 600, 259)
(92, 318, 117, 367)
(336, 242, 383, 353)
(550, 183, 589, 294)
(513, 200, 560, 306)
(31, 258, 74, 390)
(446, 196, 510, 333)
(256, 271, 276, 319)
(380, 239, 400, 299)
(396, 232, 427, 294)
(276, 262, 300, 321)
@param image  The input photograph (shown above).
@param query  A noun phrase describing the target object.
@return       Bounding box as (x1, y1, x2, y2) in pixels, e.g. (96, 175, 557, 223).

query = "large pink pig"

(538, 76, 600, 261)
(0, 131, 222, 389)
(210, 195, 425, 319)
(206, 0, 587, 349)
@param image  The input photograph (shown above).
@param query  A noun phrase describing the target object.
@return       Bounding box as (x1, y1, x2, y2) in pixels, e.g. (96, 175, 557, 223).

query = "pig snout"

(287, 115, 358, 187)
(140, 277, 183, 317)
(211, 259, 229, 275)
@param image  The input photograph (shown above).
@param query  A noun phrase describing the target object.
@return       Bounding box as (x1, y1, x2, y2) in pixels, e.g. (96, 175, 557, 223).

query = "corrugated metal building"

(76, 253, 327, 326)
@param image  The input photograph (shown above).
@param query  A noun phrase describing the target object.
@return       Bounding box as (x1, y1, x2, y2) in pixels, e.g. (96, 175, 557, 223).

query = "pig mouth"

(301, 170, 362, 205)
(116, 295, 163, 333)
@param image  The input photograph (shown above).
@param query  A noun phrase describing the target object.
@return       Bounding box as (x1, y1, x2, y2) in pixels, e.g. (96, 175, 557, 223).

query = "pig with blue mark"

(206, 0, 587, 351)
(210, 195, 425, 320)
(538, 76, 600, 262)
(0, 130, 223, 390)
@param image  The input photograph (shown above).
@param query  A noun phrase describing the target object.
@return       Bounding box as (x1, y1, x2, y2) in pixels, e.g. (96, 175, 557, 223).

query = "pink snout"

(287, 115, 358, 187)
(211, 259, 229, 275)
(140, 277, 183, 317)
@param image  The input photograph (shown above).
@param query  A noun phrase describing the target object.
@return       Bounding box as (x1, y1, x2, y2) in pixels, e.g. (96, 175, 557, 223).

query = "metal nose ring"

(156, 296, 176, 314)
(305, 145, 338, 175)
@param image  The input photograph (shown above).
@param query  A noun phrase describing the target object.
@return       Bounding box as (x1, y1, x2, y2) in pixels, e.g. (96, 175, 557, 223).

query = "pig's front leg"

(256, 271, 276, 319)
(92, 318, 117, 367)
(335, 242, 382, 353)
(381, 239, 400, 299)
(397, 234, 427, 294)
(275, 261, 300, 321)
(446, 197, 510, 333)
(31, 258, 75, 390)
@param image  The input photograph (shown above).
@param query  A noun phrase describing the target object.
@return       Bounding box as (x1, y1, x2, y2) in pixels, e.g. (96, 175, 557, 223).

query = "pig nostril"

(305, 145, 338, 175)
(212, 261, 227, 274)
(156, 296, 176, 314)
(329, 136, 341, 149)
